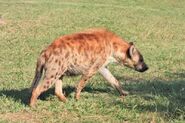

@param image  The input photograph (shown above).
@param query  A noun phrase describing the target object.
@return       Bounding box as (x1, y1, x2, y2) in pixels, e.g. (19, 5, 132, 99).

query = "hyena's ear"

(129, 42, 134, 45)
(128, 44, 137, 58)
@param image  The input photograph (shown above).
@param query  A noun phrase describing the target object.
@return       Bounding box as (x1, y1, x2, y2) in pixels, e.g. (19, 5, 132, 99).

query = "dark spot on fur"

(49, 57, 54, 63)
(96, 47, 102, 53)
(55, 59, 58, 63)
(50, 75, 54, 78)
(74, 62, 77, 66)
(90, 46, 94, 51)
(73, 34, 84, 40)
(66, 42, 71, 46)
(65, 52, 70, 58)
(62, 44, 66, 49)
(96, 66, 99, 70)
(64, 36, 71, 40)
(114, 45, 118, 50)
(70, 46, 74, 50)
(54, 50, 60, 55)
(52, 68, 56, 70)
(61, 67, 64, 70)
(85, 52, 89, 58)
(113, 42, 117, 45)
(78, 45, 83, 53)
(58, 61, 61, 66)
(44, 85, 49, 89)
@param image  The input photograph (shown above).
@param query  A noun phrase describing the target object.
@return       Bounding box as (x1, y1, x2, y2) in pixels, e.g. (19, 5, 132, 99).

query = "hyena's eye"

(139, 57, 143, 62)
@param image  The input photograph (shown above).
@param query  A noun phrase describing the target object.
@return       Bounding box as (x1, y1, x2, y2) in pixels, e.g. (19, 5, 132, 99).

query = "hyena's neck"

(110, 35, 130, 61)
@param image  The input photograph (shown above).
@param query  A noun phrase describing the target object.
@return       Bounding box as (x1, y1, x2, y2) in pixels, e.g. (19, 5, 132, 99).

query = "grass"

(0, 0, 185, 122)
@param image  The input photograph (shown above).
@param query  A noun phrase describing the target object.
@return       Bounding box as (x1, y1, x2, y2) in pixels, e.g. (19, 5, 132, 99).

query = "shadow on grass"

(0, 88, 30, 105)
(0, 85, 110, 105)
(123, 79, 185, 119)
(34, 85, 111, 100)
(0, 77, 184, 119)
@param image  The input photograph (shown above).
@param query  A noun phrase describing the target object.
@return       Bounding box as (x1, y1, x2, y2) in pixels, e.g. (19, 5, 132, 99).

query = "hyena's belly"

(64, 67, 82, 76)
(64, 57, 100, 76)
(64, 64, 86, 76)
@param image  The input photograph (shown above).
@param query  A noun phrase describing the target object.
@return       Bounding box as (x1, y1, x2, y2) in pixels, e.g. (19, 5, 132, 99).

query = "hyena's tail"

(29, 56, 45, 93)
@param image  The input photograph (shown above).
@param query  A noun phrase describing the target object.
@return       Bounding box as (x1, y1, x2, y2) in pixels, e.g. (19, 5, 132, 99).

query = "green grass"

(0, 0, 185, 122)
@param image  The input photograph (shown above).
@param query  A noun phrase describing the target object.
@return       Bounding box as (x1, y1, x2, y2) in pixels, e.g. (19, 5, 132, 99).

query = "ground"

(0, 0, 185, 122)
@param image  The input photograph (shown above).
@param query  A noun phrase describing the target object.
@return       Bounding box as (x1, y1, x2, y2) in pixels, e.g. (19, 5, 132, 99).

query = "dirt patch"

(0, 18, 6, 25)
(0, 111, 41, 123)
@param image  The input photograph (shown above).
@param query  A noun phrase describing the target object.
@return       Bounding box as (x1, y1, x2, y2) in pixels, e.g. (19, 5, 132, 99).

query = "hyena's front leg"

(98, 67, 129, 96)
(75, 67, 99, 100)
(75, 59, 107, 100)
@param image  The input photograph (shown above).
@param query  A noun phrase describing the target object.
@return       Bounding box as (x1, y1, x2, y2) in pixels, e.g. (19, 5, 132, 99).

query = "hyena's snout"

(135, 62, 148, 72)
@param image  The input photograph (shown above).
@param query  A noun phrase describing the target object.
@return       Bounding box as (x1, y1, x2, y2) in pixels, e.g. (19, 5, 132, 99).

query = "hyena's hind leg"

(30, 68, 66, 107)
(55, 78, 67, 102)
(30, 78, 56, 107)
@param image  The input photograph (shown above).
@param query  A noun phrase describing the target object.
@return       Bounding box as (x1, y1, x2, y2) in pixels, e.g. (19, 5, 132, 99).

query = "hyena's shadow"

(39, 85, 111, 100)
(0, 86, 110, 105)
(0, 88, 30, 105)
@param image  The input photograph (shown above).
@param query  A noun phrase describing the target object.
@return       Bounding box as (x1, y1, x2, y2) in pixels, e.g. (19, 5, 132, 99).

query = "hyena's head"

(123, 42, 148, 72)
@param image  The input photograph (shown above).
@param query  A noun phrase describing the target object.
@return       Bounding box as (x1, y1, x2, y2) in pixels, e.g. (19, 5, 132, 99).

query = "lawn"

(0, 0, 185, 122)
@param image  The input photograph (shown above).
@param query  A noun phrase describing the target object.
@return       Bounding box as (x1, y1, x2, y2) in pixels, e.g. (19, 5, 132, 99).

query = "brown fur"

(29, 28, 148, 107)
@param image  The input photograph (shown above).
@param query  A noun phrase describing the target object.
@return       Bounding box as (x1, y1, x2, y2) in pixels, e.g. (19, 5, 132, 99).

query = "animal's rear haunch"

(29, 28, 148, 107)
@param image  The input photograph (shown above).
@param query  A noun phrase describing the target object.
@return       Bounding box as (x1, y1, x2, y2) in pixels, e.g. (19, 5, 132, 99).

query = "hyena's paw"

(29, 98, 37, 107)
(29, 90, 38, 107)
(120, 90, 129, 96)
(75, 93, 81, 100)
(59, 96, 67, 103)
(55, 93, 67, 103)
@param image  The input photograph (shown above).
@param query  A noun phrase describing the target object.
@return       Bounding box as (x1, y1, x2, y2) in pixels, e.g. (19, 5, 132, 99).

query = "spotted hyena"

(29, 28, 148, 106)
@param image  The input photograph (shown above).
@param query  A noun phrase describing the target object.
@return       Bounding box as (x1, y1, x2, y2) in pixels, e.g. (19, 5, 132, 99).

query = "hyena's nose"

(141, 64, 148, 72)
(136, 63, 148, 72)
